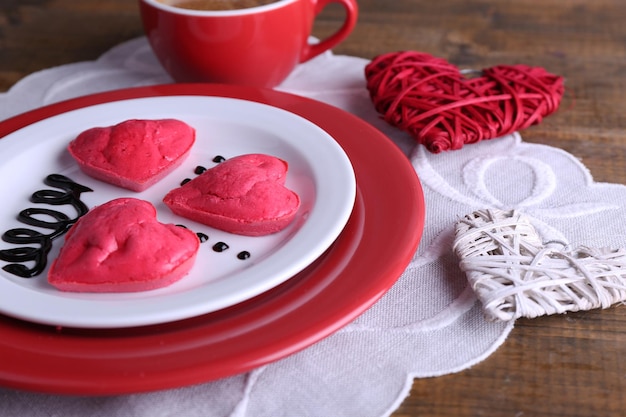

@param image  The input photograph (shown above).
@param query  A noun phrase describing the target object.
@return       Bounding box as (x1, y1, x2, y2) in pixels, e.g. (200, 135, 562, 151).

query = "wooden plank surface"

(2, 1, 626, 415)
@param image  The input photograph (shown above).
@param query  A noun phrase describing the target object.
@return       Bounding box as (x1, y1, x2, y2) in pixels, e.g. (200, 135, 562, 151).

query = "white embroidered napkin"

(14, 36, 622, 417)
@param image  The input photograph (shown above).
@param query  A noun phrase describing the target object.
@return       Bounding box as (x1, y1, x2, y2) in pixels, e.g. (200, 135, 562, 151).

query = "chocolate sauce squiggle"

(0, 174, 93, 278)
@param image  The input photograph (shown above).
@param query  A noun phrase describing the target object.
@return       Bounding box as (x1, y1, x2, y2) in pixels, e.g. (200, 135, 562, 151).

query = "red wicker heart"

(365, 51, 565, 153)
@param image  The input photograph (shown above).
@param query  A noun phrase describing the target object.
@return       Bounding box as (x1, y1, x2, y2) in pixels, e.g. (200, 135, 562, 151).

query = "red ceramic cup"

(138, 0, 358, 88)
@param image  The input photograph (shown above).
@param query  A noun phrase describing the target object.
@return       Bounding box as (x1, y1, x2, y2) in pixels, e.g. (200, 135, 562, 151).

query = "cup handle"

(300, 0, 358, 63)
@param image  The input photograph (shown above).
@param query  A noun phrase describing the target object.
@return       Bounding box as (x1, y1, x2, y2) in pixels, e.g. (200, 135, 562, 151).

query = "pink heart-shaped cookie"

(163, 154, 301, 236)
(68, 119, 195, 191)
(48, 198, 200, 292)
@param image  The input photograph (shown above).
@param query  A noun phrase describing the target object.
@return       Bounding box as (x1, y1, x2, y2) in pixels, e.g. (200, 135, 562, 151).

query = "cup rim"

(141, 0, 296, 16)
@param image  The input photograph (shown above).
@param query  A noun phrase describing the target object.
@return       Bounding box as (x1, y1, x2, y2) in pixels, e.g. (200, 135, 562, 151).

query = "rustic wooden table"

(2, 1, 626, 415)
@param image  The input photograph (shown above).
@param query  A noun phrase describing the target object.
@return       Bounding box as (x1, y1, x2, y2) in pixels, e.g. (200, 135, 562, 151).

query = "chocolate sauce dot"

(212, 242, 229, 252)
(194, 165, 207, 175)
(176, 224, 187, 228)
(197, 232, 209, 243)
(212, 155, 226, 163)
(237, 251, 251, 260)
(181, 178, 191, 186)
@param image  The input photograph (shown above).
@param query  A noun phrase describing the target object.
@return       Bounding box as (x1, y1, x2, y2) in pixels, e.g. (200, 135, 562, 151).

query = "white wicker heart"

(453, 209, 626, 321)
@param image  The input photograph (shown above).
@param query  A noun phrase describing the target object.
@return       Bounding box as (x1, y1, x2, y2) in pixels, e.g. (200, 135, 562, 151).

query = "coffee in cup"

(163, 0, 279, 11)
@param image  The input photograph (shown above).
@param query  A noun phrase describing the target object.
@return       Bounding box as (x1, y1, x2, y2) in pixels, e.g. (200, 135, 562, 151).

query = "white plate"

(0, 96, 356, 328)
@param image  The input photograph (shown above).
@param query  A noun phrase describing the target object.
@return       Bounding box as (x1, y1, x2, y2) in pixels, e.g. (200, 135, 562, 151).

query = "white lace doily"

(3, 37, 625, 417)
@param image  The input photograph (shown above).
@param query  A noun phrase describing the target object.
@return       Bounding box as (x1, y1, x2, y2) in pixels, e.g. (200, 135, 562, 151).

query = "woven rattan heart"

(453, 209, 626, 321)
(365, 52, 565, 153)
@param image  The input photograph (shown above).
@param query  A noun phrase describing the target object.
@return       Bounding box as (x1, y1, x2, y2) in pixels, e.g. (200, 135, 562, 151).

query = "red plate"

(0, 84, 425, 395)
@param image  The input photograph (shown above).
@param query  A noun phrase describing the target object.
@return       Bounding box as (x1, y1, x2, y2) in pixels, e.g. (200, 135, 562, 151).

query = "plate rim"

(0, 83, 425, 395)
